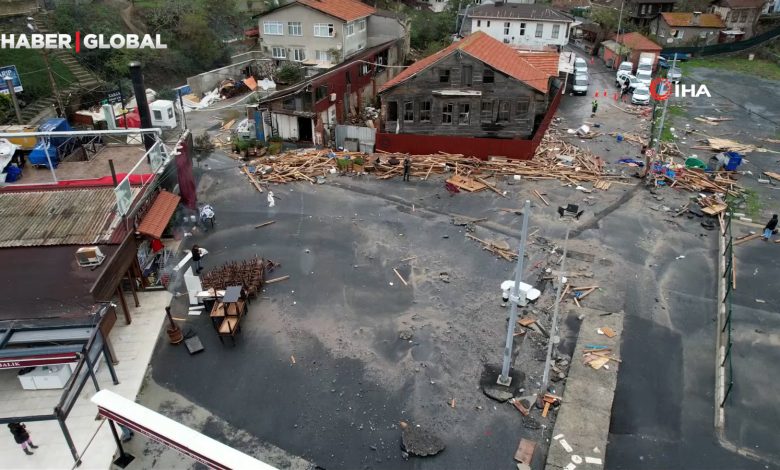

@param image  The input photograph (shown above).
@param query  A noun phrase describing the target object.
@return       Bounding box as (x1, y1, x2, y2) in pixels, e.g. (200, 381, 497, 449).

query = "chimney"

(128, 61, 155, 152)
(692, 11, 701, 26)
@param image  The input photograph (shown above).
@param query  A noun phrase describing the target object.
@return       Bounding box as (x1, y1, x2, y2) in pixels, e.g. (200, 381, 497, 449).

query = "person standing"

(591, 99, 598, 117)
(763, 214, 778, 240)
(8, 422, 38, 455)
(620, 82, 629, 102)
(191, 244, 203, 273)
(403, 157, 411, 182)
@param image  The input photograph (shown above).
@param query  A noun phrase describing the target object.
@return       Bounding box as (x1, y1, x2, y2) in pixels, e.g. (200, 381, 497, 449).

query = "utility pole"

(651, 55, 677, 154)
(540, 223, 571, 393)
(497, 199, 531, 386)
(615, 0, 625, 66)
(27, 18, 64, 116)
(4, 78, 23, 124)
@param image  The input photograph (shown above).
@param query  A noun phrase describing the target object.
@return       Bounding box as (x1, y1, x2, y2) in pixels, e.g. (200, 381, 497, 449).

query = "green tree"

(176, 12, 229, 70)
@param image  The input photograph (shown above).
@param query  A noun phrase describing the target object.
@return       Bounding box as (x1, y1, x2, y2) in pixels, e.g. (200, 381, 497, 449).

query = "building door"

(297, 117, 313, 142)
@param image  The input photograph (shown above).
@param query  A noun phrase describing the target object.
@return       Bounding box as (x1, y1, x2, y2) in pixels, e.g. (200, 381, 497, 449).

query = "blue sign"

(0, 65, 23, 94)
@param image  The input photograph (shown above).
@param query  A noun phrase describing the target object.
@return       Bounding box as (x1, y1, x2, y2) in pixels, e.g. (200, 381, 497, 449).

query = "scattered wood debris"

(514, 438, 536, 465)
(265, 275, 290, 284)
(466, 234, 516, 261)
(254, 220, 275, 229)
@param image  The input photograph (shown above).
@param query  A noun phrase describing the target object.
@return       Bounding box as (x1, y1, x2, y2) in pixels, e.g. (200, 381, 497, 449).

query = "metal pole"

(57, 413, 81, 465)
(178, 90, 188, 130)
(42, 48, 65, 117)
(615, 0, 625, 66)
(498, 199, 532, 385)
(42, 138, 58, 183)
(118, 81, 128, 130)
(540, 224, 571, 392)
(651, 54, 677, 159)
(5, 78, 23, 123)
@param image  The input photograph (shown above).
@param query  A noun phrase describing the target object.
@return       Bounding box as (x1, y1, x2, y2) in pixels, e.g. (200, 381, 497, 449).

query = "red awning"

(137, 191, 181, 239)
(0, 352, 79, 370)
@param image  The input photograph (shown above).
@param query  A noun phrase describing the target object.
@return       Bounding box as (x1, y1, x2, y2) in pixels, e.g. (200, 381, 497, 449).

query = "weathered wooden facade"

(380, 54, 548, 139)
(378, 31, 557, 141)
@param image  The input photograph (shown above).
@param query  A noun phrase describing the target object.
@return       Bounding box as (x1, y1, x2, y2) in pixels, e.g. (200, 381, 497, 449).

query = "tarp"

(117, 109, 142, 128)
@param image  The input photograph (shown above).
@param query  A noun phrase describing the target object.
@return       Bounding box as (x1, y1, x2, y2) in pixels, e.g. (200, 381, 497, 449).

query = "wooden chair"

(218, 316, 241, 345)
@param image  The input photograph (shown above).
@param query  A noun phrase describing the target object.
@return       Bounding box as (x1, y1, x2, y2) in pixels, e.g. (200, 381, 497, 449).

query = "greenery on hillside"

(51, 0, 248, 87)
(0, 49, 75, 99)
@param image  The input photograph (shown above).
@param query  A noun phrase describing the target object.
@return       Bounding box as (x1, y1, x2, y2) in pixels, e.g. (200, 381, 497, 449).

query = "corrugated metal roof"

(0, 188, 135, 248)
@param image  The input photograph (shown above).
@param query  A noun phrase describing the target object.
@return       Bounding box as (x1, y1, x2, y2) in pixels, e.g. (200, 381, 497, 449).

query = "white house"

(255, 0, 377, 68)
(467, 3, 574, 49)
(426, 0, 533, 13)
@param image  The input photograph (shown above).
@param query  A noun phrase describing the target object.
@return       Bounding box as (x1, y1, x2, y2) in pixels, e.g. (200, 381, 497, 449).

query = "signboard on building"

(149, 142, 166, 172)
(0, 65, 23, 94)
(115, 177, 132, 216)
(558, 52, 575, 74)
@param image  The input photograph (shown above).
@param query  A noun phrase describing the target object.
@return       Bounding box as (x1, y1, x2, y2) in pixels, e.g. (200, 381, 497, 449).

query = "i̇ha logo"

(1, 33, 167, 52)
(649, 77, 711, 101)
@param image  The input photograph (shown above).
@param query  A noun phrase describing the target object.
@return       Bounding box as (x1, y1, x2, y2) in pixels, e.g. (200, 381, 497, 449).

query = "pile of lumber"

(241, 130, 622, 189)
(692, 137, 767, 154)
(653, 167, 741, 195)
(698, 194, 728, 216)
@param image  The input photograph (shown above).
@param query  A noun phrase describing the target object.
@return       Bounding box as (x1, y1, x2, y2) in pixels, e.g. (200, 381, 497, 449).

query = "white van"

(574, 57, 588, 75)
(572, 74, 589, 95)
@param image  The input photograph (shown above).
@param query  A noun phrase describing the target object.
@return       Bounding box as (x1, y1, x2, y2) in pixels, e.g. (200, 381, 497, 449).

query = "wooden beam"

(127, 270, 140, 308)
(116, 285, 131, 325)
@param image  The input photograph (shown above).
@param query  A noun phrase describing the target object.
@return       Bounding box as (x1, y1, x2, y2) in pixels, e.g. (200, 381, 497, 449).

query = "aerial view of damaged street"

(1, 1, 780, 470)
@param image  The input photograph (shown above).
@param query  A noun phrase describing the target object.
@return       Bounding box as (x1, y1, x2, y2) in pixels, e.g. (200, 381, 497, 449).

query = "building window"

(271, 46, 286, 58)
(442, 103, 454, 124)
(315, 85, 328, 101)
(740, 10, 749, 22)
(552, 24, 560, 39)
(535, 24, 543, 38)
(404, 102, 414, 122)
(504, 22, 511, 35)
(487, 20, 491, 27)
(315, 50, 331, 62)
(263, 21, 284, 35)
(314, 23, 335, 37)
(420, 101, 431, 122)
(388, 101, 398, 121)
(359, 63, 371, 76)
(458, 103, 470, 125)
(497, 101, 510, 122)
(520, 22, 526, 35)
(439, 68, 450, 83)
(461, 65, 473, 86)
(358, 19, 366, 31)
(483, 68, 494, 83)
(481, 100, 493, 123)
(288, 21, 302, 36)
(153, 110, 162, 120)
(516, 99, 529, 116)
(640, 4, 646, 14)
(503, 38, 510, 43)
(292, 48, 306, 61)
(477, 20, 481, 27)
(283, 98, 295, 110)
(346, 22, 355, 36)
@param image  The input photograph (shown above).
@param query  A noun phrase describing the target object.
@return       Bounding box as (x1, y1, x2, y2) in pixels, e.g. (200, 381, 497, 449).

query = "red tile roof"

(516, 51, 560, 79)
(137, 190, 181, 239)
(296, 0, 375, 21)
(615, 32, 662, 51)
(660, 12, 725, 28)
(379, 32, 552, 94)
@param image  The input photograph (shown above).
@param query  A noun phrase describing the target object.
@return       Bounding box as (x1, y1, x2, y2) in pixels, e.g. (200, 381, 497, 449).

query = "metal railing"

(720, 209, 735, 407)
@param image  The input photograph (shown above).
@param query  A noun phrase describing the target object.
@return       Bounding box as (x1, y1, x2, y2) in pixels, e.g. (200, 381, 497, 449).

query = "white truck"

(637, 52, 657, 73)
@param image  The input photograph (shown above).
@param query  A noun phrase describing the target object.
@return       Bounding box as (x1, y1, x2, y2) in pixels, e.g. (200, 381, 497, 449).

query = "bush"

(277, 64, 303, 84)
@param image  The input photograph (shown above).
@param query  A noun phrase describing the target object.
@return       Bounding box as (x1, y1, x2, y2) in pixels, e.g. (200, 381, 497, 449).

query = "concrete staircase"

(19, 15, 104, 124)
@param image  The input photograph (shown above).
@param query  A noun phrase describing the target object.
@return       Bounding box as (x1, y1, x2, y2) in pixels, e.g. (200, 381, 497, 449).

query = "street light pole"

(497, 199, 531, 386)
(615, 0, 625, 65)
(651, 54, 677, 153)
(540, 224, 571, 393)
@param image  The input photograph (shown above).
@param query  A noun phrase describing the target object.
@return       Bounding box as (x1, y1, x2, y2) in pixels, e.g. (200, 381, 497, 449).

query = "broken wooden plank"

(265, 275, 290, 284)
(509, 398, 530, 416)
(475, 176, 506, 197)
(518, 317, 537, 327)
(242, 166, 264, 193)
(393, 268, 409, 286)
(255, 220, 275, 229)
(734, 233, 762, 246)
(533, 190, 549, 206)
(514, 438, 536, 465)
(600, 326, 617, 338)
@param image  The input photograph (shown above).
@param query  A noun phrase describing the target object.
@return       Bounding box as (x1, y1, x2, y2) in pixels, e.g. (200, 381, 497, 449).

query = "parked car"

(667, 66, 682, 83)
(631, 86, 651, 105)
(616, 72, 641, 92)
(574, 57, 588, 75)
(636, 69, 653, 87)
(637, 58, 653, 75)
(572, 74, 589, 95)
(659, 53, 691, 68)
(616, 61, 633, 81)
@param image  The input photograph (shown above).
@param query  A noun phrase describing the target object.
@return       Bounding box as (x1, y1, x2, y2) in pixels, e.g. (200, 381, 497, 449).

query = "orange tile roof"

(379, 32, 552, 94)
(516, 51, 560, 79)
(296, 0, 375, 22)
(615, 32, 662, 51)
(660, 12, 725, 28)
(137, 190, 181, 239)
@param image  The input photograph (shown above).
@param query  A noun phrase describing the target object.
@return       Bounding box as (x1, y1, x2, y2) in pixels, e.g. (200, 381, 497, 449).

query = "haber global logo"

(649, 77, 711, 101)
(0, 33, 167, 52)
